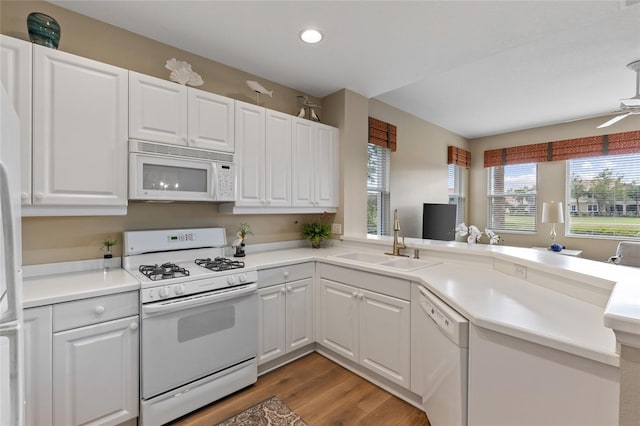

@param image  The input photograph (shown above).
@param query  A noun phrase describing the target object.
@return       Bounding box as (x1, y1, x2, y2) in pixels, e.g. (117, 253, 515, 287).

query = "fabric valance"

(447, 146, 471, 168)
(369, 117, 397, 152)
(484, 130, 640, 167)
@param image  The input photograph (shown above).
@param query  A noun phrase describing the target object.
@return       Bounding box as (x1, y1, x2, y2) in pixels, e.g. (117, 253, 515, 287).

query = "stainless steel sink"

(331, 252, 439, 271)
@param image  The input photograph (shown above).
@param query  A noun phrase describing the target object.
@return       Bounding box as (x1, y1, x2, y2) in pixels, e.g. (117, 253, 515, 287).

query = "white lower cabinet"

(318, 265, 411, 388)
(53, 316, 139, 426)
(258, 263, 314, 365)
(24, 306, 53, 426)
(24, 292, 139, 426)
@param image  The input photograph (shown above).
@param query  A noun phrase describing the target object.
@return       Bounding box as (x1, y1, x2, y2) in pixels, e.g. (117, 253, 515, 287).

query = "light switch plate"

(331, 223, 342, 234)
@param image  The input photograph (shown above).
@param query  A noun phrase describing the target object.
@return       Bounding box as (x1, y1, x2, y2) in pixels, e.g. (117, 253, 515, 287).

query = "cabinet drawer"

(53, 291, 139, 332)
(319, 263, 410, 300)
(258, 262, 313, 288)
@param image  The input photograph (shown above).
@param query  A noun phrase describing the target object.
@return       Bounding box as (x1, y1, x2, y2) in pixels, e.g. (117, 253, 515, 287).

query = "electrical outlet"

(513, 264, 527, 279)
(331, 223, 342, 234)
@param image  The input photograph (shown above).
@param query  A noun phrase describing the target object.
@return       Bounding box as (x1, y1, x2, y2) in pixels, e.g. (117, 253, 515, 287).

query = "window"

(448, 164, 467, 226)
(367, 143, 391, 236)
(567, 153, 640, 238)
(487, 163, 537, 232)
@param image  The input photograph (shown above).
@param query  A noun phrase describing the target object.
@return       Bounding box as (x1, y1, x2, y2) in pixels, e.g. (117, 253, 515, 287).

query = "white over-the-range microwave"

(129, 140, 236, 202)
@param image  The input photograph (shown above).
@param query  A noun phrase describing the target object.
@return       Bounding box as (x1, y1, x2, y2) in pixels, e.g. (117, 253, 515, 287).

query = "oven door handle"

(142, 283, 257, 317)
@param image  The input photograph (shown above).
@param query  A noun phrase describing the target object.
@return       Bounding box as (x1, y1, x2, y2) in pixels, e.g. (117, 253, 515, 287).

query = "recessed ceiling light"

(300, 29, 323, 44)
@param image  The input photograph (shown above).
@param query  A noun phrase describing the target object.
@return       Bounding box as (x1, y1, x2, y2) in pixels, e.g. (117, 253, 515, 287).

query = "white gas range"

(123, 228, 258, 426)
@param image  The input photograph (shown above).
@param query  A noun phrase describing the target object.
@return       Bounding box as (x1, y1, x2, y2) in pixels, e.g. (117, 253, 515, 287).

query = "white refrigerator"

(0, 83, 24, 424)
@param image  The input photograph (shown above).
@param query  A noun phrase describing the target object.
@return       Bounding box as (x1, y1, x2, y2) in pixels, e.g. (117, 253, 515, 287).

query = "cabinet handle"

(34, 192, 44, 201)
(280, 288, 286, 295)
(94, 305, 105, 315)
(359, 293, 364, 300)
(190, 138, 195, 143)
(21, 192, 29, 202)
(130, 322, 138, 331)
(283, 271, 289, 279)
(352, 291, 358, 298)
(286, 286, 292, 293)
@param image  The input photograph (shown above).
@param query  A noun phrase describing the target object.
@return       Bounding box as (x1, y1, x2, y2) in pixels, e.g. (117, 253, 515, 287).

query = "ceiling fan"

(598, 60, 640, 128)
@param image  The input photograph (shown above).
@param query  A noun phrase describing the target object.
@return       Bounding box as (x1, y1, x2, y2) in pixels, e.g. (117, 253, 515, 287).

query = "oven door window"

(141, 292, 257, 399)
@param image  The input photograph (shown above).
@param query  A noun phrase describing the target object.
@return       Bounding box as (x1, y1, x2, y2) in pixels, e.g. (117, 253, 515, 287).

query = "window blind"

(567, 153, 640, 238)
(487, 163, 537, 232)
(367, 143, 391, 235)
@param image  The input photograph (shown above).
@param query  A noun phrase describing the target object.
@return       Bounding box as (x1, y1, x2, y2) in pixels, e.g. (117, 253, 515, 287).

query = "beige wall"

(1, 0, 326, 265)
(369, 99, 469, 238)
(469, 114, 640, 261)
(323, 89, 369, 237)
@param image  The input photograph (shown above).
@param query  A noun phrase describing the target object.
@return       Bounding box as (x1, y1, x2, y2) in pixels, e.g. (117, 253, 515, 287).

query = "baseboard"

(257, 344, 316, 376)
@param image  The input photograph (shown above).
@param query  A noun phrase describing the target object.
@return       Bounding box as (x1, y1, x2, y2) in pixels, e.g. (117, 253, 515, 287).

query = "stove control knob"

(159, 287, 170, 298)
(239, 273, 248, 283)
(227, 275, 238, 285)
(175, 284, 186, 295)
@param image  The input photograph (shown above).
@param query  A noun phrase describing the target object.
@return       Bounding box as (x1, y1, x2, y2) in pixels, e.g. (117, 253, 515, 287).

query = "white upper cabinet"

(292, 118, 338, 208)
(0, 35, 32, 206)
(235, 101, 266, 206)
(129, 71, 188, 145)
(129, 71, 234, 152)
(32, 45, 128, 210)
(265, 109, 292, 207)
(188, 88, 235, 152)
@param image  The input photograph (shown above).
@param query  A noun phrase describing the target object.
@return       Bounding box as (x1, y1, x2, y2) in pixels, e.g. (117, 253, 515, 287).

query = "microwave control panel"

(216, 163, 235, 201)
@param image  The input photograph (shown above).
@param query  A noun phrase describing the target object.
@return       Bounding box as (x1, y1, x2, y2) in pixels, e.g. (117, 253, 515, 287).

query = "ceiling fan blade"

(597, 113, 631, 129)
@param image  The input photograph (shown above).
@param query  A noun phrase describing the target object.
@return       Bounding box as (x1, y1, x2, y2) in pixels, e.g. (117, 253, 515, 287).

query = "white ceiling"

(50, 0, 640, 138)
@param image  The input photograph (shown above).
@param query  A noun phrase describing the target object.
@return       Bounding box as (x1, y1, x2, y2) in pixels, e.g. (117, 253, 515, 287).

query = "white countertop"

(22, 237, 639, 366)
(23, 268, 140, 308)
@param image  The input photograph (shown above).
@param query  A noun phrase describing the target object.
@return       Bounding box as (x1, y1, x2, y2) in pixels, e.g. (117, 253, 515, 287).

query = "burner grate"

(139, 263, 190, 281)
(195, 257, 245, 272)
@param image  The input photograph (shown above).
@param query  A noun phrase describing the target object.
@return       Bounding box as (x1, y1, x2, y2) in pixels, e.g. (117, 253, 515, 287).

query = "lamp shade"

(541, 201, 564, 224)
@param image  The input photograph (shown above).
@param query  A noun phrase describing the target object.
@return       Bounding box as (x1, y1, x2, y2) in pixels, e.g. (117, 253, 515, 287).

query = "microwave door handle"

(211, 163, 218, 200)
(0, 163, 18, 324)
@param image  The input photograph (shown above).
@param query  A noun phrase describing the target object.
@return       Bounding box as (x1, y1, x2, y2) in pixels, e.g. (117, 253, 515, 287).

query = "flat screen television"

(422, 203, 457, 241)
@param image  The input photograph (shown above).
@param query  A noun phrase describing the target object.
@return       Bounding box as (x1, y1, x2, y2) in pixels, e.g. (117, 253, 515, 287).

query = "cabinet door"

(187, 88, 234, 152)
(318, 279, 358, 362)
(235, 101, 266, 207)
(359, 289, 410, 387)
(315, 124, 338, 208)
(285, 278, 314, 352)
(258, 285, 286, 364)
(129, 71, 188, 145)
(0, 35, 32, 206)
(33, 46, 127, 207)
(265, 110, 292, 207)
(291, 118, 315, 207)
(24, 306, 53, 426)
(53, 316, 139, 426)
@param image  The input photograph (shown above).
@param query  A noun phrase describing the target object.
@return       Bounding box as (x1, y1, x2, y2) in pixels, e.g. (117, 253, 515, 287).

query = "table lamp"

(541, 201, 564, 252)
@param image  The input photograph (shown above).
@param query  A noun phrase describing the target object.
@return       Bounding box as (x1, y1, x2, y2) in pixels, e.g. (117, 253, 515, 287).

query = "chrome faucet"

(385, 209, 408, 257)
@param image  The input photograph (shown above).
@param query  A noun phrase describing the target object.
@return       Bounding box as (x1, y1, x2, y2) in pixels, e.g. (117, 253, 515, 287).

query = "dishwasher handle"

(416, 285, 468, 347)
(143, 283, 257, 317)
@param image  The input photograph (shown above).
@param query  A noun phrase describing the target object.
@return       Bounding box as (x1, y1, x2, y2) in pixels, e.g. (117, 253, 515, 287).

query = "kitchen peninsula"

(22, 237, 637, 426)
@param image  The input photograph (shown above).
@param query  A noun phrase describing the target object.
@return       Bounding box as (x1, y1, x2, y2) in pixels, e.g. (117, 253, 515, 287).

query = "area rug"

(216, 396, 308, 426)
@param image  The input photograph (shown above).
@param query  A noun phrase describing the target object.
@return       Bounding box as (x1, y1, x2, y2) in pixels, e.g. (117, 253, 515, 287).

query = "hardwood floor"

(170, 353, 429, 426)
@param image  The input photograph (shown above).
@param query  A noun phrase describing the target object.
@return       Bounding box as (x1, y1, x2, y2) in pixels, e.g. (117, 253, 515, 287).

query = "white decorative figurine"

(165, 58, 203, 86)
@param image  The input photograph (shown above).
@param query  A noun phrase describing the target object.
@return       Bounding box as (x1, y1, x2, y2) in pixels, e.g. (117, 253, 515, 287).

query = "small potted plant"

(101, 239, 118, 270)
(302, 220, 331, 248)
(233, 223, 253, 257)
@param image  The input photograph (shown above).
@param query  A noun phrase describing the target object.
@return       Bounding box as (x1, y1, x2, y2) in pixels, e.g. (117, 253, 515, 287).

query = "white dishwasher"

(411, 284, 469, 426)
